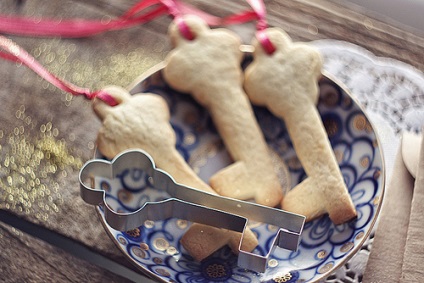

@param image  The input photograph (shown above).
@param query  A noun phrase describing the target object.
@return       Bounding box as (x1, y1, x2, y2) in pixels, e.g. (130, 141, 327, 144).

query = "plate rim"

(95, 48, 386, 283)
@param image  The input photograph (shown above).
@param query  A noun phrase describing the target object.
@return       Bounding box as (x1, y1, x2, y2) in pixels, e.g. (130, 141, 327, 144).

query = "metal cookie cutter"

(79, 149, 305, 273)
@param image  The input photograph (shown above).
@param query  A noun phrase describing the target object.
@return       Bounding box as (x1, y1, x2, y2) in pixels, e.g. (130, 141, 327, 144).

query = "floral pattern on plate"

(95, 56, 385, 282)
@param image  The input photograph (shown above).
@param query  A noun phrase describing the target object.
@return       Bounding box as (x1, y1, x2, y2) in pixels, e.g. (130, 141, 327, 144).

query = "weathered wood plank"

(0, 222, 134, 282)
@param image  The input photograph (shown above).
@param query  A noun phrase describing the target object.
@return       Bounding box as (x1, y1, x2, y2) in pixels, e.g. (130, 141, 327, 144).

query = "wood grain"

(0, 222, 133, 283)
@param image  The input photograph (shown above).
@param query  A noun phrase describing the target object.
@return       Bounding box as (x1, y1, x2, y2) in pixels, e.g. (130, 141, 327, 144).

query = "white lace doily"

(312, 40, 424, 283)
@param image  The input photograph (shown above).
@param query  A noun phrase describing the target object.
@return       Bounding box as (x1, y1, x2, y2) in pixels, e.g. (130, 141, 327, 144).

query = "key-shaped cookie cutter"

(79, 149, 305, 273)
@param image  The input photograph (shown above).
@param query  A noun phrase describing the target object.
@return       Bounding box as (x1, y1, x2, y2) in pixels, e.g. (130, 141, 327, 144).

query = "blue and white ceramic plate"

(96, 55, 385, 283)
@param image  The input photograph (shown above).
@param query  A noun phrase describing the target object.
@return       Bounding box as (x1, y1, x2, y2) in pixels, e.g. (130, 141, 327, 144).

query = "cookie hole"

(176, 17, 195, 41)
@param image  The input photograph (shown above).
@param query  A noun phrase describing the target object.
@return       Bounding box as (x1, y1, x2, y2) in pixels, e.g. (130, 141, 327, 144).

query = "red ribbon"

(0, 0, 259, 39)
(245, 0, 276, 54)
(0, 2, 167, 38)
(0, 0, 270, 106)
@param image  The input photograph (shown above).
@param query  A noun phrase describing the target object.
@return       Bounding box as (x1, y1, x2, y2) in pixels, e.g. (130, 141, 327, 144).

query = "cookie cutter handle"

(79, 149, 306, 273)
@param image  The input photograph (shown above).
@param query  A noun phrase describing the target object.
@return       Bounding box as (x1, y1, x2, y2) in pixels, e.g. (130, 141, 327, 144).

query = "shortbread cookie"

(181, 221, 258, 262)
(164, 15, 284, 207)
(93, 85, 258, 260)
(93, 85, 212, 193)
(244, 28, 357, 224)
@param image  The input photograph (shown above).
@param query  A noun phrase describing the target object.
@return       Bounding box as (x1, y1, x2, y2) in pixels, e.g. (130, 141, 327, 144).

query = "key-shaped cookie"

(164, 15, 284, 207)
(244, 28, 357, 224)
(93, 85, 258, 261)
(93, 85, 213, 193)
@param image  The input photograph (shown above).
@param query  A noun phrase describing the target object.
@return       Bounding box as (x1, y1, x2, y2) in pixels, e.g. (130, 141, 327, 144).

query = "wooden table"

(0, 0, 423, 282)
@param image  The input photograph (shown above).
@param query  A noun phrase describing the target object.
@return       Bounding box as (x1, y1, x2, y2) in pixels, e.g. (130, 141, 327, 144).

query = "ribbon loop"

(0, 35, 117, 106)
(0, 0, 268, 41)
(245, 0, 276, 54)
